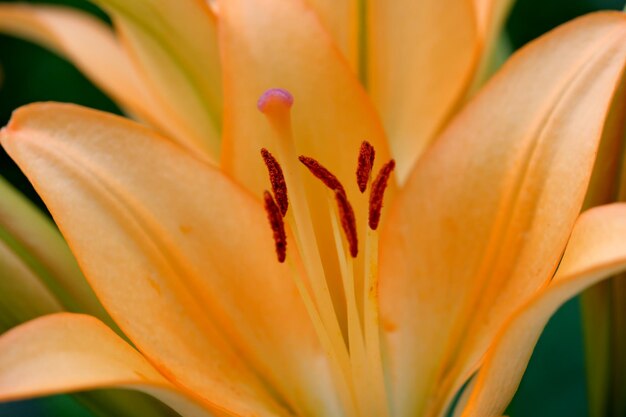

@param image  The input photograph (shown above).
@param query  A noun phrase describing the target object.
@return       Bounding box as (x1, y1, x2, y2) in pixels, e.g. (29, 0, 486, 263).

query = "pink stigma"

(257, 88, 294, 113)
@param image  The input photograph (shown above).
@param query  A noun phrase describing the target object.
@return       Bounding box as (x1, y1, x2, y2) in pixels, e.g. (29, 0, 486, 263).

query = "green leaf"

(0, 176, 114, 328)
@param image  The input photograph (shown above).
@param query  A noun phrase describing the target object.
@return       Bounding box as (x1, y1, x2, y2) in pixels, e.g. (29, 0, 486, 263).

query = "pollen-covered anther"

(261, 148, 288, 216)
(263, 190, 287, 263)
(335, 190, 358, 258)
(369, 160, 396, 230)
(356, 141, 376, 193)
(298, 156, 346, 194)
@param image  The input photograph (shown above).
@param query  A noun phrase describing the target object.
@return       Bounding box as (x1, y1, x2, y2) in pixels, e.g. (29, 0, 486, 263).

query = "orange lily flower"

(2, 1, 626, 417)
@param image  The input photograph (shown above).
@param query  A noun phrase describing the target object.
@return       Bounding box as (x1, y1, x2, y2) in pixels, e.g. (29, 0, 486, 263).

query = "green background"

(0, 0, 624, 416)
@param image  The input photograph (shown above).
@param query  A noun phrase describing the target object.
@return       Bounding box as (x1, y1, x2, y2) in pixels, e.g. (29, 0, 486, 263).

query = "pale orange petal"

(93, 0, 222, 161)
(1, 103, 339, 416)
(459, 203, 626, 417)
(473, 0, 511, 33)
(470, 0, 515, 86)
(0, 313, 218, 417)
(367, 0, 480, 181)
(303, 0, 359, 71)
(379, 12, 626, 417)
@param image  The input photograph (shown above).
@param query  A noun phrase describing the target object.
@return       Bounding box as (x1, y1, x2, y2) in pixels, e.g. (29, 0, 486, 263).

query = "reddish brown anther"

(369, 160, 396, 230)
(263, 191, 287, 263)
(298, 156, 346, 194)
(335, 190, 358, 258)
(261, 148, 288, 216)
(356, 141, 375, 193)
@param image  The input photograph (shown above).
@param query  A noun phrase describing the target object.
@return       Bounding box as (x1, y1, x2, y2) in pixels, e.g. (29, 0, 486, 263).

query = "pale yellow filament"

(260, 95, 391, 417)
(286, 257, 359, 417)
(327, 195, 368, 415)
(261, 103, 359, 415)
(363, 226, 390, 417)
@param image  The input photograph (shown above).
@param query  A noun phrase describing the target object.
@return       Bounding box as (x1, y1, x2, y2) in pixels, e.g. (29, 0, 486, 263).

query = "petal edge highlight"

(0, 313, 218, 417)
(460, 203, 626, 417)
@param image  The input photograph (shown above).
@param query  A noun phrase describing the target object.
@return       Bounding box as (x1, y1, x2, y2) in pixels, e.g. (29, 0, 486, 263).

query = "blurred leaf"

(0, 177, 114, 327)
(506, 0, 624, 49)
(0, 395, 95, 417)
(75, 389, 180, 417)
(506, 300, 588, 417)
(581, 285, 612, 417)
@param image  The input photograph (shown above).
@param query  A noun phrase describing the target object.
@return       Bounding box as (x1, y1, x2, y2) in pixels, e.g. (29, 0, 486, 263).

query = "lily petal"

(379, 12, 626, 417)
(1, 103, 338, 417)
(303, 0, 359, 71)
(473, 0, 512, 36)
(470, 0, 516, 87)
(459, 203, 626, 417)
(0, 4, 181, 143)
(0, 178, 177, 417)
(0, 313, 219, 417)
(367, 0, 480, 181)
(92, 0, 222, 161)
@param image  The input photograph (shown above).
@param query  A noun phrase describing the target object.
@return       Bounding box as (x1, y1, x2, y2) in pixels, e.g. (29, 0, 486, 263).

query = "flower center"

(258, 88, 395, 417)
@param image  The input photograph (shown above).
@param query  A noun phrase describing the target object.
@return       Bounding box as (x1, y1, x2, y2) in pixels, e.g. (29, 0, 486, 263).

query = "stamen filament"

(362, 159, 393, 417)
(286, 257, 359, 417)
(259, 90, 393, 417)
(282, 145, 346, 360)
(363, 226, 390, 417)
(258, 89, 353, 410)
(328, 193, 369, 417)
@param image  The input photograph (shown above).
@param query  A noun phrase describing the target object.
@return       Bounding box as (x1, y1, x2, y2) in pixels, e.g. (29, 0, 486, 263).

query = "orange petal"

(0, 313, 219, 417)
(379, 12, 626, 417)
(1, 103, 338, 416)
(0, 178, 180, 416)
(459, 203, 626, 417)
(303, 0, 359, 71)
(473, 0, 511, 34)
(470, 0, 516, 86)
(93, 0, 222, 161)
(0, 4, 185, 145)
(367, 0, 481, 181)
